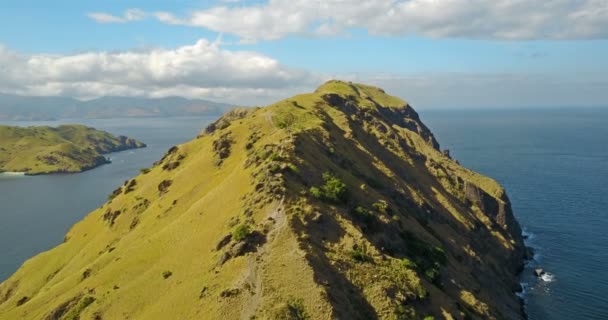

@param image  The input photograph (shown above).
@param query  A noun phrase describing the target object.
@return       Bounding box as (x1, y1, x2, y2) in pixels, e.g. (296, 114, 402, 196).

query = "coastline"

(0, 172, 26, 176)
(1, 144, 146, 176)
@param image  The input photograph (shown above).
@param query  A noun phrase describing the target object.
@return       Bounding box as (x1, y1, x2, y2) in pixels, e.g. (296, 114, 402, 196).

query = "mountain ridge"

(0, 94, 232, 120)
(0, 80, 525, 319)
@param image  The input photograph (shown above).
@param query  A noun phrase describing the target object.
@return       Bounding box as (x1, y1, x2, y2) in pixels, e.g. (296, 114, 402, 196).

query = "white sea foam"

(540, 272, 555, 282)
(0, 172, 25, 176)
(522, 230, 535, 241)
(516, 282, 529, 298)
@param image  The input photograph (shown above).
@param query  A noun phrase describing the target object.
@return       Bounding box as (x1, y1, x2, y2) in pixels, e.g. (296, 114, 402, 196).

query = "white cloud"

(0, 40, 322, 104)
(87, 8, 146, 24)
(94, 0, 608, 41)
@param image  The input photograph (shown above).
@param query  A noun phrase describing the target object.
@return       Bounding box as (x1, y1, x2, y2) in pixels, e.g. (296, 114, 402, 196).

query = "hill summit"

(0, 81, 525, 319)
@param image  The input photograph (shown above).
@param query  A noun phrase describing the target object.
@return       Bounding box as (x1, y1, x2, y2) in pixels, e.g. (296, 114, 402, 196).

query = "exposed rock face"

(0, 81, 525, 320)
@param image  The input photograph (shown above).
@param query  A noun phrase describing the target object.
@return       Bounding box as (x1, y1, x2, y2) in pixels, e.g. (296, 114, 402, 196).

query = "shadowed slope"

(0, 81, 525, 320)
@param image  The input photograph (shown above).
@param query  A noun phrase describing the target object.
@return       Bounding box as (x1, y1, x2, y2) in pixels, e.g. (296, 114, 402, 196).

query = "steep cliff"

(0, 81, 525, 319)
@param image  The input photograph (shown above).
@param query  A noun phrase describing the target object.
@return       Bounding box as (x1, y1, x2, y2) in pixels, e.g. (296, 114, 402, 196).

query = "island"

(0, 124, 146, 175)
(0, 81, 525, 320)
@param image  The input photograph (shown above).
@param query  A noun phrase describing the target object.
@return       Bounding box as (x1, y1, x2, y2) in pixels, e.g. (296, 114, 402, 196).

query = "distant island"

(0, 124, 146, 175)
(0, 94, 232, 121)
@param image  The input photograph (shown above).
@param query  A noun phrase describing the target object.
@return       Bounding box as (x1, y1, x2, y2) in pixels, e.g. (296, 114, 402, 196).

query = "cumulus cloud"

(96, 0, 608, 41)
(0, 40, 322, 104)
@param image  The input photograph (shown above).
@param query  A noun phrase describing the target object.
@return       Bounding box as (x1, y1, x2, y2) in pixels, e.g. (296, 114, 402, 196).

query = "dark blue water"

(1, 109, 607, 319)
(0, 117, 215, 281)
(421, 107, 608, 320)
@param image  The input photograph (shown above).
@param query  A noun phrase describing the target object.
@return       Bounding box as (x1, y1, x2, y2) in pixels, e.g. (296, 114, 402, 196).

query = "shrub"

(274, 113, 296, 129)
(394, 305, 415, 320)
(287, 298, 309, 320)
(309, 186, 323, 199)
(232, 224, 252, 241)
(372, 200, 389, 214)
(158, 179, 173, 195)
(107, 186, 122, 201)
(352, 206, 374, 227)
(349, 244, 372, 263)
(322, 173, 348, 202)
(125, 179, 137, 194)
(140, 168, 150, 174)
(269, 152, 283, 161)
(287, 163, 299, 173)
(162, 271, 173, 279)
(269, 162, 281, 173)
(309, 172, 348, 204)
(400, 258, 418, 270)
(402, 231, 447, 286)
(383, 259, 427, 306)
(425, 265, 442, 285)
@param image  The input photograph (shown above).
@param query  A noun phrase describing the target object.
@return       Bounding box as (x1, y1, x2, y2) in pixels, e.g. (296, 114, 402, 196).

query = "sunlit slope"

(0, 124, 145, 174)
(0, 81, 525, 320)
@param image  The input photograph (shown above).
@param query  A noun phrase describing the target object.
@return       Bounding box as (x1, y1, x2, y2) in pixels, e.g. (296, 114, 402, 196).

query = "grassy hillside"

(0, 125, 146, 175)
(0, 81, 525, 319)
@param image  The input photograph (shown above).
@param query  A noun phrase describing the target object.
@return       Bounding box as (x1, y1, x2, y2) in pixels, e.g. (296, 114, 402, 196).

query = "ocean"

(1, 108, 607, 319)
(422, 107, 608, 320)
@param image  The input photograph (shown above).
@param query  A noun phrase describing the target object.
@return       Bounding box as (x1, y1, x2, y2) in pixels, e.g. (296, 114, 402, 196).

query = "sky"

(0, 0, 607, 108)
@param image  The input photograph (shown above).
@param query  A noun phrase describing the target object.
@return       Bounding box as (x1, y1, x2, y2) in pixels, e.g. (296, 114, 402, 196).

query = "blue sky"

(0, 0, 607, 108)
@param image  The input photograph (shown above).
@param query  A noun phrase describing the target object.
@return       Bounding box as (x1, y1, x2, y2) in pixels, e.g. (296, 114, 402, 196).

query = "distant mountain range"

(0, 94, 234, 120)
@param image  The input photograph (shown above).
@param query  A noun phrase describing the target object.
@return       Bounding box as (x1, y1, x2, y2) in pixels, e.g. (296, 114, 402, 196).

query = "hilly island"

(0, 125, 146, 175)
(0, 81, 526, 319)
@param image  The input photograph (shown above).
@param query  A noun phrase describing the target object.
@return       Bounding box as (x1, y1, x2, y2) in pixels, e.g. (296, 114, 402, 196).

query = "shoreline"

(1, 144, 146, 176)
(0, 172, 26, 176)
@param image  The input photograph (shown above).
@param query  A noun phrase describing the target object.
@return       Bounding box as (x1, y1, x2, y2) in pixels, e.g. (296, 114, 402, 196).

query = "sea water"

(422, 107, 608, 320)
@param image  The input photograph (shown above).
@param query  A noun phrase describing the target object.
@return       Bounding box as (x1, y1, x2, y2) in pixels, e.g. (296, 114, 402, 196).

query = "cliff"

(0, 81, 525, 319)
(0, 124, 146, 175)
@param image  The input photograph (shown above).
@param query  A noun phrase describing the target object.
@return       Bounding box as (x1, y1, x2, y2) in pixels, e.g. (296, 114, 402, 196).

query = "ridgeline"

(0, 81, 525, 319)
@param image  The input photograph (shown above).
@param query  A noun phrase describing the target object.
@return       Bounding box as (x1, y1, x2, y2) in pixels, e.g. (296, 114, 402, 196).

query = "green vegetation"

(372, 199, 390, 214)
(0, 124, 145, 175)
(309, 172, 348, 204)
(0, 80, 524, 320)
(274, 113, 296, 129)
(402, 231, 448, 286)
(286, 298, 309, 320)
(232, 224, 252, 241)
(351, 205, 374, 228)
(349, 244, 373, 263)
